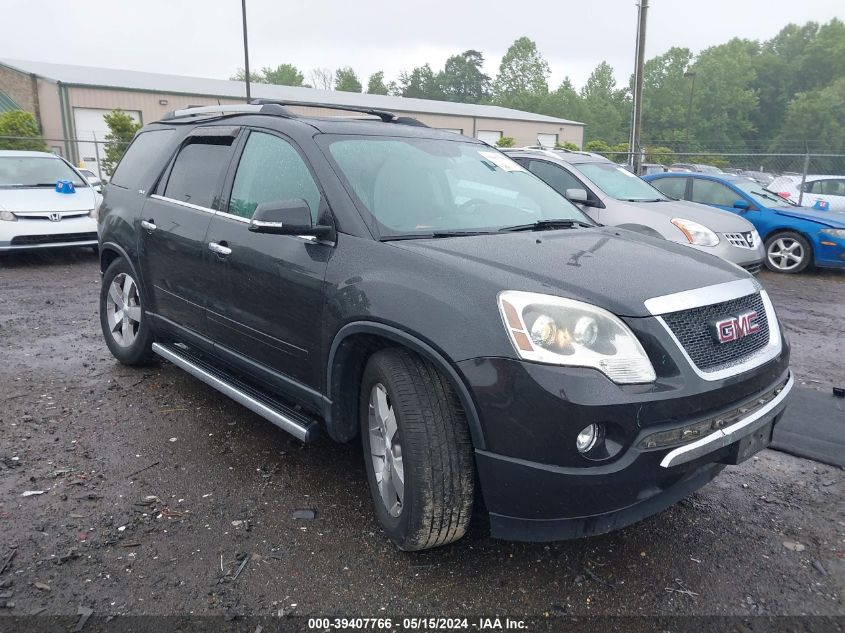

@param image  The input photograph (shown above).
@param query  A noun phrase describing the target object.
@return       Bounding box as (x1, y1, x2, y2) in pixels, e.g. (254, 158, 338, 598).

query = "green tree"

(579, 62, 629, 144)
(366, 71, 389, 95)
(438, 50, 491, 103)
(495, 136, 515, 148)
(540, 77, 586, 123)
(687, 38, 759, 148)
(229, 67, 263, 83)
(639, 47, 695, 146)
(397, 64, 443, 100)
(102, 110, 141, 176)
(0, 110, 46, 151)
(260, 63, 306, 86)
(492, 37, 550, 112)
(334, 67, 363, 92)
(555, 141, 580, 150)
(584, 139, 613, 156)
(772, 77, 845, 158)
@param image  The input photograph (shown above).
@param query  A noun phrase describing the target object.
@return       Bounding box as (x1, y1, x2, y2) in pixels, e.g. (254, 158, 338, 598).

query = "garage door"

(73, 107, 141, 177)
(476, 130, 502, 145)
(537, 133, 558, 148)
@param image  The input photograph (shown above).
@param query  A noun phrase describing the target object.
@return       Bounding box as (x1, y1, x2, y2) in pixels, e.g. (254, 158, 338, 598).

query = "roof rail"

(249, 99, 428, 126)
(161, 103, 292, 121)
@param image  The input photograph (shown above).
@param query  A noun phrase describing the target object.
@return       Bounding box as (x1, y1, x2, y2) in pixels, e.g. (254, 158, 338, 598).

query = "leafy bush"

(0, 110, 47, 151)
(496, 136, 516, 148)
(555, 141, 580, 151)
(102, 110, 141, 176)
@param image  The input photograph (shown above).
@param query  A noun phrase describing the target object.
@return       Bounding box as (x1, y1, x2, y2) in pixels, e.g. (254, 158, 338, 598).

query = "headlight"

(498, 291, 656, 384)
(750, 229, 761, 246)
(820, 228, 845, 239)
(671, 218, 720, 246)
(0, 210, 17, 222)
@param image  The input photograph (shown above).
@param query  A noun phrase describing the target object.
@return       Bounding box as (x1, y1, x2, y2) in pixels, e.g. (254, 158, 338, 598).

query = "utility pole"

(630, 0, 648, 175)
(241, 0, 251, 102)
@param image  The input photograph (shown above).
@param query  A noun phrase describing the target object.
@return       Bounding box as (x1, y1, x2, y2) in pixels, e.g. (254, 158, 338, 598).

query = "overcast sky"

(2, 0, 843, 90)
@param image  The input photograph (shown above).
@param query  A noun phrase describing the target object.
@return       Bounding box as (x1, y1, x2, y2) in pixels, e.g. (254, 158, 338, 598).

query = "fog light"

(576, 424, 599, 454)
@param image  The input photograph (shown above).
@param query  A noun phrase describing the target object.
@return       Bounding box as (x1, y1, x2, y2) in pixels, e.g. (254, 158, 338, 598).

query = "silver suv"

(505, 149, 765, 274)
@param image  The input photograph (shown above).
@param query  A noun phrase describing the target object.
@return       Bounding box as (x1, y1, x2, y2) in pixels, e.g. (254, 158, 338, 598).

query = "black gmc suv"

(97, 102, 793, 551)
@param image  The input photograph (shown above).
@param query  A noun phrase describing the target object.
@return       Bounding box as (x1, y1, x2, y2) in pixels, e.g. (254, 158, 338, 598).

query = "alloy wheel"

(106, 272, 142, 347)
(368, 383, 404, 517)
(767, 237, 804, 272)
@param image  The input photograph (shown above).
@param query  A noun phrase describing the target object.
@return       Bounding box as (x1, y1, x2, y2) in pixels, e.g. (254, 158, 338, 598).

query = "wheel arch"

(325, 321, 485, 449)
(99, 241, 139, 276)
(762, 228, 816, 257)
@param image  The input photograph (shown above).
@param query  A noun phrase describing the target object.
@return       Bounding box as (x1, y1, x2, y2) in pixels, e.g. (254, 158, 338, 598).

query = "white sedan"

(769, 174, 845, 212)
(0, 151, 100, 251)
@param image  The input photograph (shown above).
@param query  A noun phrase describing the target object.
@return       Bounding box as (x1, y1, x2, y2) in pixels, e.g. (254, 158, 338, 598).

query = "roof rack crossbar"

(162, 103, 293, 120)
(249, 99, 403, 124)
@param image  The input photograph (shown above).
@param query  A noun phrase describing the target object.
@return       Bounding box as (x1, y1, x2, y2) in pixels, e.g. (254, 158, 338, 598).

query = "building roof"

(0, 59, 583, 126)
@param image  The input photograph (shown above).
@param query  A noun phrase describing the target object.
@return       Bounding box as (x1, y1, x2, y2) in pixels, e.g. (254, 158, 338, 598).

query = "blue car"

(644, 172, 845, 274)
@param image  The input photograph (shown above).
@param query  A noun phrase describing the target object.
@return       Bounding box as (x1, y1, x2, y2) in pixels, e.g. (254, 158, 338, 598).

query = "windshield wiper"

(499, 218, 593, 232)
(380, 229, 494, 241)
(760, 188, 797, 206)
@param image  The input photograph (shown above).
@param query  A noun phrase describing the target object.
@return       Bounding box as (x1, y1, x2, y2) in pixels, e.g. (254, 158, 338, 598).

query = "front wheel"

(99, 257, 155, 365)
(360, 348, 474, 551)
(764, 232, 812, 274)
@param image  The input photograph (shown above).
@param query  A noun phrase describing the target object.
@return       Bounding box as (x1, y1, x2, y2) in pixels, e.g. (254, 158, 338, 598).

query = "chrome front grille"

(661, 292, 770, 372)
(724, 231, 757, 249)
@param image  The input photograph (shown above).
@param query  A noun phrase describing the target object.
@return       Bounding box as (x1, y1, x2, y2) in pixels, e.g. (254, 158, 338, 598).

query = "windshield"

(574, 162, 667, 202)
(0, 156, 86, 188)
(734, 180, 798, 207)
(320, 136, 590, 237)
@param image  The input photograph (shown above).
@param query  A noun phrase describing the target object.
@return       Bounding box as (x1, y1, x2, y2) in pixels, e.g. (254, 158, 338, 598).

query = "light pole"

(629, 0, 649, 174)
(684, 71, 696, 154)
(241, 0, 251, 101)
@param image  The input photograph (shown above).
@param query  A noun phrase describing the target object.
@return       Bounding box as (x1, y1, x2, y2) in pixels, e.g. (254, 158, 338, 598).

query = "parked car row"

(644, 172, 845, 274)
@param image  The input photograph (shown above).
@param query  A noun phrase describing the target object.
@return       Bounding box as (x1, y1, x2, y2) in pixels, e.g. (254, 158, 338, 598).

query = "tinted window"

(111, 130, 175, 189)
(163, 140, 232, 209)
(650, 177, 687, 200)
(526, 160, 583, 196)
(228, 132, 321, 220)
(820, 179, 845, 196)
(690, 179, 738, 206)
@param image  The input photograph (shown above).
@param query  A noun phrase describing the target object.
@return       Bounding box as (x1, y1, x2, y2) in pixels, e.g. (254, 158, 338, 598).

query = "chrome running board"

(152, 342, 319, 442)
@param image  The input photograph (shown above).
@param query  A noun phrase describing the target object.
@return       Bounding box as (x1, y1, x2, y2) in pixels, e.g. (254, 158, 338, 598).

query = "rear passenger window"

(227, 132, 321, 220)
(690, 179, 737, 206)
(110, 130, 175, 189)
(526, 160, 583, 196)
(650, 177, 687, 200)
(163, 140, 232, 209)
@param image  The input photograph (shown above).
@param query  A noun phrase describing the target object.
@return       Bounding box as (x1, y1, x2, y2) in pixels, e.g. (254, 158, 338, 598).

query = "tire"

(360, 348, 474, 551)
(99, 257, 155, 365)
(764, 231, 813, 274)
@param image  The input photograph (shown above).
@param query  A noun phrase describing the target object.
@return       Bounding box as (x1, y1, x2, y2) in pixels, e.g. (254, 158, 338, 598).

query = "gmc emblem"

(710, 311, 760, 344)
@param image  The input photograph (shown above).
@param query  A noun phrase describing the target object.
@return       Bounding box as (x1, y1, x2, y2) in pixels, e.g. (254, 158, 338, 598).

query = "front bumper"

(458, 349, 792, 542)
(0, 215, 98, 251)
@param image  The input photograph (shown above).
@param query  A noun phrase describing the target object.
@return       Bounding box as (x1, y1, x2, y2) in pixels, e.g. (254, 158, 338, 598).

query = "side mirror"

(248, 199, 333, 238)
(733, 199, 751, 211)
(565, 188, 589, 203)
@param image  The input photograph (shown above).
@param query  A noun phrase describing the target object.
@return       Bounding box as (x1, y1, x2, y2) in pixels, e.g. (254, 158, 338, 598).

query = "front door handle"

(208, 241, 232, 257)
(140, 219, 157, 231)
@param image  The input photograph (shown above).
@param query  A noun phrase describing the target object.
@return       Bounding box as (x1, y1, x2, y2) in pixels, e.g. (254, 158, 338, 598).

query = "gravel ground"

(0, 250, 842, 619)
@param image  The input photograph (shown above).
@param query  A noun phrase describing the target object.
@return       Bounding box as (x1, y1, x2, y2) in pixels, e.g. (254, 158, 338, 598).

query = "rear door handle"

(140, 219, 157, 231)
(208, 241, 232, 256)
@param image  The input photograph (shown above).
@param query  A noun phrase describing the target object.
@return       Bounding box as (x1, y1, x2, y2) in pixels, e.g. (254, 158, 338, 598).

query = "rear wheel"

(360, 348, 474, 551)
(764, 231, 812, 274)
(99, 257, 154, 365)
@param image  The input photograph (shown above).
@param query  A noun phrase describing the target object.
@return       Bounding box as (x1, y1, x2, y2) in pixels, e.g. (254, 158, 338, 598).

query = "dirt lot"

(0, 250, 843, 621)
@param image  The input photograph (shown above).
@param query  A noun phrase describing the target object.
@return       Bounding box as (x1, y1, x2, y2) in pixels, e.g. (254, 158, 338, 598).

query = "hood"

(0, 187, 97, 213)
(621, 198, 755, 232)
(770, 205, 845, 228)
(390, 226, 747, 318)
